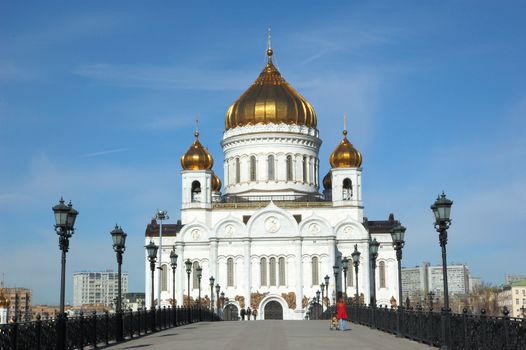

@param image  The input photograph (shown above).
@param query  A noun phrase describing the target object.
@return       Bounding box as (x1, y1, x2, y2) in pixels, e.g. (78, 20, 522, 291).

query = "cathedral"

(144, 44, 402, 320)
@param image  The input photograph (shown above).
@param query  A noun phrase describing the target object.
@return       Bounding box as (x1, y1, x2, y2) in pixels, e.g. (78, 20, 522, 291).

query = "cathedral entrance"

(223, 304, 239, 321)
(264, 301, 283, 320)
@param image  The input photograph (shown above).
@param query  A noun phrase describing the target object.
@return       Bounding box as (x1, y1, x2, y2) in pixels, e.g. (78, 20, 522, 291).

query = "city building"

(32, 305, 60, 320)
(511, 280, 526, 318)
(73, 270, 128, 307)
(469, 276, 482, 292)
(123, 292, 145, 311)
(0, 287, 33, 323)
(497, 287, 512, 312)
(505, 275, 526, 285)
(143, 44, 402, 320)
(402, 262, 470, 301)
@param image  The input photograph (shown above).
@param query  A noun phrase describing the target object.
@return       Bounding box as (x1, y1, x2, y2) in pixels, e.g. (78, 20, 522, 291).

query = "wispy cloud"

(80, 148, 128, 158)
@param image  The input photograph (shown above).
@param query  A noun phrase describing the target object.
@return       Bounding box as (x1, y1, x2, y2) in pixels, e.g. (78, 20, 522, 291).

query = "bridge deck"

(107, 320, 434, 350)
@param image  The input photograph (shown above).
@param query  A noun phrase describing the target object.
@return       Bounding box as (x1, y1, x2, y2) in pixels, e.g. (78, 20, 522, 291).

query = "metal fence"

(0, 306, 220, 350)
(320, 304, 526, 349)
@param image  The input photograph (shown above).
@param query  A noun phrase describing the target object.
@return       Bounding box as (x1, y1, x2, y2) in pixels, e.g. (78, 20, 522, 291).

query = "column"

(210, 240, 218, 280)
(328, 237, 336, 303)
(244, 239, 252, 308)
(295, 238, 303, 313)
(176, 242, 185, 305)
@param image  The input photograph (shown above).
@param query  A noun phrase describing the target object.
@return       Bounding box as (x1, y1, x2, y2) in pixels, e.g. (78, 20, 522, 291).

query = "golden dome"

(0, 290, 9, 308)
(225, 48, 317, 130)
(323, 171, 332, 190)
(211, 172, 222, 192)
(180, 131, 214, 170)
(329, 130, 362, 168)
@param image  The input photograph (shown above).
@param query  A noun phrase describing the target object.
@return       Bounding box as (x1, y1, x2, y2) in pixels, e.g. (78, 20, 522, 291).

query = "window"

(379, 261, 386, 288)
(227, 258, 234, 287)
(268, 155, 275, 180)
(342, 178, 352, 200)
(302, 156, 307, 183)
(161, 265, 168, 291)
(516, 299, 520, 305)
(191, 181, 201, 202)
(250, 156, 257, 181)
(192, 261, 199, 289)
(269, 258, 276, 286)
(260, 258, 267, 286)
(286, 155, 293, 181)
(311, 257, 319, 285)
(279, 257, 286, 286)
(235, 159, 240, 183)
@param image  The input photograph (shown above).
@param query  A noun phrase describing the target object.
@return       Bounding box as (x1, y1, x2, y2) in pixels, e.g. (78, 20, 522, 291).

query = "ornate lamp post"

(320, 283, 325, 309)
(155, 210, 168, 309)
(196, 265, 202, 321)
(324, 275, 330, 305)
(332, 265, 339, 300)
(185, 259, 192, 323)
(351, 245, 361, 303)
(391, 224, 406, 338)
(431, 192, 453, 350)
(145, 241, 158, 330)
(342, 257, 349, 301)
(52, 198, 78, 350)
(369, 238, 380, 306)
(110, 225, 127, 341)
(169, 247, 178, 322)
(215, 284, 221, 313)
(220, 292, 225, 309)
(209, 276, 215, 311)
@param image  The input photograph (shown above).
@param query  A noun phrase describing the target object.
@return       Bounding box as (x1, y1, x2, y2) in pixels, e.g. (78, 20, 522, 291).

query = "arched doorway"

(223, 304, 239, 321)
(264, 301, 283, 320)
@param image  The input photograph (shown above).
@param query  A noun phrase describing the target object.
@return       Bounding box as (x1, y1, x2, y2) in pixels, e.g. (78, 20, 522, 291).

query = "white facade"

(73, 271, 128, 307)
(144, 52, 402, 320)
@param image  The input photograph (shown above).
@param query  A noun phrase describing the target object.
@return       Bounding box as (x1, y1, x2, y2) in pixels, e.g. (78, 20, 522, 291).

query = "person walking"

(240, 307, 246, 320)
(246, 307, 251, 320)
(336, 298, 348, 331)
(252, 308, 257, 320)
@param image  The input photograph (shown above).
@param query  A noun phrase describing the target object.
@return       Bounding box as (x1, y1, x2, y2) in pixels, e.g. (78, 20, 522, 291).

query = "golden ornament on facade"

(281, 292, 296, 309)
(225, 48, 317, 130)
(323, 171, 332, 190)
(329, 130, 362, 168)
(235, 295, 245, 308)
(180, 131, 214, 170)
(211, 172, 221, 192)
(251, 291, 269, 309)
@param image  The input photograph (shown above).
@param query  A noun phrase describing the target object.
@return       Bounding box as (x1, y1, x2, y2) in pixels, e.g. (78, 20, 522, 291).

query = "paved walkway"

(107, 320, 434, 350)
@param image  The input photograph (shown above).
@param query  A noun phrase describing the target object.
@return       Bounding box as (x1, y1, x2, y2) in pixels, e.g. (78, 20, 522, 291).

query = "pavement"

(107, 320, 434, 350)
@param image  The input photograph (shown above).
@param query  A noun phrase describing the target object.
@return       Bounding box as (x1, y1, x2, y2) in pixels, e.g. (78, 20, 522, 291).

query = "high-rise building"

(505, 275, 526, 285)
(511, 280, 526, 318)
(0, 287, 33, 322)
(143, 44, 403, 320)
(73, 270, 128, 307)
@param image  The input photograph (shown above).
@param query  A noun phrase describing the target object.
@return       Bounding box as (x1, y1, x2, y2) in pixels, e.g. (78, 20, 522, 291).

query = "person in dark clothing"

(252, 308, 257, 320)
(240, 307, 246, 320)
(246, 307, 251, 320)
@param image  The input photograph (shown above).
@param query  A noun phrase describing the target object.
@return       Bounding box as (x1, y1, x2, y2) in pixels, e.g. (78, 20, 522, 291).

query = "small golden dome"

(323, 171, 332, 190)
(180, 131, 214, 170)
(211, 172, 222, 192)
(329, 130, 362, 168)
(225, 48, 317, 130)
(0, 290, 10, 308)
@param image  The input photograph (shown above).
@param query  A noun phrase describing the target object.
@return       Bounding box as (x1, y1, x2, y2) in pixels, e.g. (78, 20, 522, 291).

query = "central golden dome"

(225, 48, 317, 130)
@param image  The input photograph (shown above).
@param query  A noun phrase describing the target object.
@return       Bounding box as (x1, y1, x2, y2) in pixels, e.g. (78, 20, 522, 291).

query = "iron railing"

(319, 304, 526, 349)
(0, 306, 220, 350)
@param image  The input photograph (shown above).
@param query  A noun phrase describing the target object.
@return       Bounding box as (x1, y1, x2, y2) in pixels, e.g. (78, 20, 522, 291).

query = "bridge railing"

(0, 306, 221, 350)
(319, 303, 526, 350)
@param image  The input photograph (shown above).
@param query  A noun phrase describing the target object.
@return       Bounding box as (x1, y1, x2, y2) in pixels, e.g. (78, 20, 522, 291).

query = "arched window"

(260, 258, 267, 286)
(286, 155, 293, 181)
(302, 156, 307, 183)
(161, 264, 168, 291)
(250, 156, 257, 181)
(347, 265, 354, 287)
(278, 257, 286, 286)
(191, 181, 201, 202)
(311, 257, 319, 285)
(192, 261, 199, 289)
(268, 155, 275, 181)
(269, 258, 276, 286)
(227, 258, 234, 287)
(379, 261, 386, 288)
(342, 178, 352, 200)
(235, 158, 240, 183)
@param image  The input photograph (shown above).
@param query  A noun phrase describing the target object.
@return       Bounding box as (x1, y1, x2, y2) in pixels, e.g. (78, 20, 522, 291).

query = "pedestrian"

(246, 307, 251, 320)
(336, 298, 348, 331)
(252, 308, 257, 320)
(240, 307, 246, 320)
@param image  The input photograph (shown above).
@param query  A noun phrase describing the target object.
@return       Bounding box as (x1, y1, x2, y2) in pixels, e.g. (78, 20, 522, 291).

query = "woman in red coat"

(336, 298, 348, 331)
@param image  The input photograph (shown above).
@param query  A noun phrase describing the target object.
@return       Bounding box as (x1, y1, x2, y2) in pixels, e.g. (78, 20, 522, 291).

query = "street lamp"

(391, 223, 406, 338)
(196, 265, 202, 321)
(332, 265, 339, 300)
(145, 241, 158, 330)
(155, 210, 169, 309)
(369, 238, 380, 307)
(320, 283, 325, 308)
(185, 259, 192, 322)
(110, 225, 127, 341)
(209, 276, 215, 311)
(220, 292, 225, 309)
(52, 197, 78, 350)
(342, 257, 349, 301)
(351, 245, 361, 303)
(215, 284, 221, 313)
(431, 192, 453, 350)
(324, 275, 330, 305)
(169, 246, 178, 322)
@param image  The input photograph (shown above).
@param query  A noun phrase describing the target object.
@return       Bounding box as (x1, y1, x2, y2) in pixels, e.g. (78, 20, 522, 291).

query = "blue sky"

(1, 1, 525, 304)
